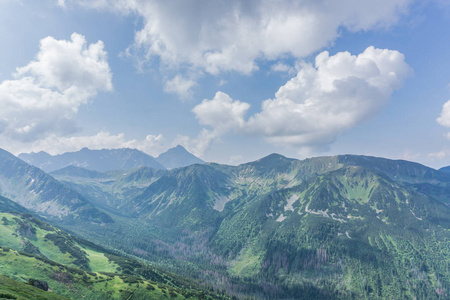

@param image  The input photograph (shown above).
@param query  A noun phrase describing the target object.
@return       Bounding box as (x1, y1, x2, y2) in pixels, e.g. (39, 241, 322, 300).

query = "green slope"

(0, 195, 29, 214)
(0, 210, 229, 299)
(0, 212, 119, 272)
(0, 247, 224, 300)
(0, 275, 67, 300)
(51, 166, 166, 215)
(0, 149, 112, 224)
(213, 166, 450, 298)
(50, 154, 450, 299)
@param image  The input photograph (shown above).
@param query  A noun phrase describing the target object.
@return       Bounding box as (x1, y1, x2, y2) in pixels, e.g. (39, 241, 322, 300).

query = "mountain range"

(18, 145, 204, 173)
(0, 149, 112, 224)
(50, 152, 450, 299)
(0, 148, 449, 299)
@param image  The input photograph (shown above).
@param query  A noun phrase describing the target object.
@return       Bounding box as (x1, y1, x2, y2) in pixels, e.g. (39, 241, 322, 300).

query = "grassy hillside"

(0, 212, 118, 272)
(0, 247, 225, 299)
(0, 275, 67, 300)
(0, 210, 229, 299)
(51, 166, 166, 215)
(50, 154, 450, 298)
(212, 166, 450, 298)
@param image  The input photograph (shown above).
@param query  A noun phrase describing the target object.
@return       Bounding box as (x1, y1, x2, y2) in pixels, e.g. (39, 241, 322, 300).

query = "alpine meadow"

(0, 1, 449, 299)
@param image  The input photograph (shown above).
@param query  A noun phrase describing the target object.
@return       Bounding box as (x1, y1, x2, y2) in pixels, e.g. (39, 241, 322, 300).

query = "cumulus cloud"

(437, 100, 450, 128)
(436, 99, 450, 140)
(64, 0, 411, 91)
(428, 150, 449, 160)
(164, 75, 197, 99)
(247, 47, 411, 150)
(173, 129, 216, 157)
(0, 33, 112, 142)
(57, 0, 66, 8)
(193, 92, 250, 134)
(192, 47, 411, 153)
(10, 131, 166, 157)
(271, 62, 295, 74)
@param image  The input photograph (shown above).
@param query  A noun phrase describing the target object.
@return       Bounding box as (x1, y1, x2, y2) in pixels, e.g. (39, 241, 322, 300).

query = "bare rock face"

(28, 278, 49, 291)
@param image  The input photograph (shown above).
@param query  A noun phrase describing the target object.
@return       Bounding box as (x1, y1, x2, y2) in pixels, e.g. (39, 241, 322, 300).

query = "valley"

(0, 148, 449, 299)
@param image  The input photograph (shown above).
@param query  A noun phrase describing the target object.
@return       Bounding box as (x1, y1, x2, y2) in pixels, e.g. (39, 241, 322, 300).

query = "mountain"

(54, 153, 450, 299)
(50, 165, 107, 179)
(50, 166, 167, 214)
(0, 148, 112, 224)
(156, 145, 205, 169)
(19, 147, 166, 173)
(0, 210, 229, 299)
(0, 195, 29, 213)
(0, 246, 227, 300)
(440, 165, 450, 173)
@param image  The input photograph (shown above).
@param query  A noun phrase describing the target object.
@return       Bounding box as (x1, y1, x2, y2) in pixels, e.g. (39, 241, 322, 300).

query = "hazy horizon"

(1, 0, 450, 169)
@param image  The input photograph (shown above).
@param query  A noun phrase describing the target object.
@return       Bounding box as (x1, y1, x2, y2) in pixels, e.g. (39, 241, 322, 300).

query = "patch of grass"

(0, 275, 67, 299)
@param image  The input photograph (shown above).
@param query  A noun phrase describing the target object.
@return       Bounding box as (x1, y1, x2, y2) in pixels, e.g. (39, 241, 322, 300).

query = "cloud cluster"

(436, 99, 450, 148)
(193, 92, 250, 134)
(437, 100, 450, 130)
(173, 129, 216, 157)
(0, 33, 112, 142)
(164, 75, 197, 99)
(66, 0, 411, 96)
(193, 47, 411, 153)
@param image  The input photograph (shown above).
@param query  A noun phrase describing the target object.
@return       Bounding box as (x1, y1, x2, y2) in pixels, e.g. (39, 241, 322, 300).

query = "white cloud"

(400, 150, 421, 161)
(173, 129, 216, 157)
(192, 47, 411, 153)
(57, 0, 66, 8)
(164, 74, 197, 99)
(16, 33, 112, 92)
(11, 131, 166, 157)
(436, 99, 450, 140)
(64, 0, 412, 88)
(428, 150, 449, 160)
(0, 33, 112, 142)
(437, 100, 450, 127)
(271, 62, 294, 74)
(247, 47, 411, 151)
(193, 91, 250, 134)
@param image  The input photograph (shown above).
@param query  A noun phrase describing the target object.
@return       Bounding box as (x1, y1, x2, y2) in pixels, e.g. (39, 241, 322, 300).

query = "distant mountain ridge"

(19, 147, 165, 172)
(440, 165, 450, 173)
(3, 149, 450, 298)
(19, 145, 204, 172)
(156, 145, 205, 169)
(0, 148, 112, 224)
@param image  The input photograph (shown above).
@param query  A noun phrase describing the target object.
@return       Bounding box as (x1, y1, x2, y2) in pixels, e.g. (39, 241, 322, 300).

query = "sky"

(0, 0, 450, 168)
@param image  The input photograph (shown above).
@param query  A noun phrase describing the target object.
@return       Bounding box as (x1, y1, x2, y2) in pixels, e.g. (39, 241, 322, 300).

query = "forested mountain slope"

(0, 149, 112, 224)
(53, 154, 450, 299)
(0, 196, 229, 299)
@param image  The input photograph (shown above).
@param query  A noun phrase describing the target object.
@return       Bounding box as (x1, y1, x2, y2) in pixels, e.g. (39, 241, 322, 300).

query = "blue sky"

(0, 0, 450, 168)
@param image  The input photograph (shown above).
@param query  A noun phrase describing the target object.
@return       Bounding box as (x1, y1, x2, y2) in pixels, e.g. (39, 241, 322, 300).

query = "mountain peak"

(156, 145, 204, 169)
(163, 145, 188, 154)
(252, 153, 296, 165)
